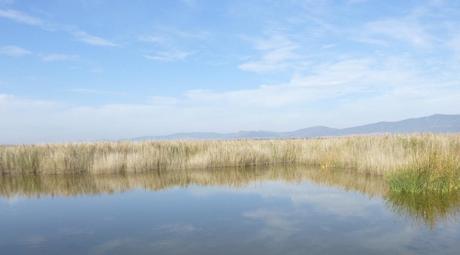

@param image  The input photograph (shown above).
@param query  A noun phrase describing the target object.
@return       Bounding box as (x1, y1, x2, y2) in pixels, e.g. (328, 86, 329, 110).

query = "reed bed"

(1, 134, 459, 193)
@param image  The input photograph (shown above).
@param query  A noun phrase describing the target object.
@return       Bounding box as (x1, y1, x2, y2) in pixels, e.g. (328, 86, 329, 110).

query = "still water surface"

(1, 166, 460, 254)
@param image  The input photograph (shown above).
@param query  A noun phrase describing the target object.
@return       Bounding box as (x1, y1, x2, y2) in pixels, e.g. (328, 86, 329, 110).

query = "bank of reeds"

(1, 134, 459, 193)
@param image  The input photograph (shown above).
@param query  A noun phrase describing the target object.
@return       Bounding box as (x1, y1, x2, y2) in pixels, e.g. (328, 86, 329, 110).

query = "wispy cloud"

(139, 27, 208, 62)
(0, 8, 43, 26)
(185, 57, 424, 108)
(144, 49, 193, 62)
(0, 8, 117, 47)
(0, 45, 80, 62)
(71, 30, 118, 47)
(354, 3, 441, 48)
(0, 45, 31, 57)
(239, 34, 300, 73)
(365, 18, 432, 47)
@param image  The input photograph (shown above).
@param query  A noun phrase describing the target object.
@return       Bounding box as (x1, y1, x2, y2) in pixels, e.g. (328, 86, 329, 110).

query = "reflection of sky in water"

(1, 181, 460, 255)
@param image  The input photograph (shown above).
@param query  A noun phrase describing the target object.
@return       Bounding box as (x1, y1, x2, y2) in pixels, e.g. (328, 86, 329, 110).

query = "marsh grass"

(388, 151, 460, 194)
(1, 134, 460, 193)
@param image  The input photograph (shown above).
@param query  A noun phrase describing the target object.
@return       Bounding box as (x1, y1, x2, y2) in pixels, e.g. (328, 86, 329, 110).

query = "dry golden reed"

(1, 134, 459, 178)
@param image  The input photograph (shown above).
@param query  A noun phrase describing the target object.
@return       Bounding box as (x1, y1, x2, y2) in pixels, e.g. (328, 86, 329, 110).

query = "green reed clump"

(388, 152, 460, 193)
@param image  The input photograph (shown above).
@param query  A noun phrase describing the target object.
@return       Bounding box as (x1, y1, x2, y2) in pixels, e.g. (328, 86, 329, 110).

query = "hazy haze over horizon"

(1, 0, 460, 143)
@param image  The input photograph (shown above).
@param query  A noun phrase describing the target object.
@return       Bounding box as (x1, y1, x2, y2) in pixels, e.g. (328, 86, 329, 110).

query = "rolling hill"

(133, 114, 460, 140)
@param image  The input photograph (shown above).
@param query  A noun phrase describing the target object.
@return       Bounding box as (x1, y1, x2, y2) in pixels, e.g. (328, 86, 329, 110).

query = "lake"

(1, 166, 460, 255)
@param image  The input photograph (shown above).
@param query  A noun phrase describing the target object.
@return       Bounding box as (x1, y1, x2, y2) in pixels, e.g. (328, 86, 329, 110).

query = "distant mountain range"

(133, 114, 460, 141)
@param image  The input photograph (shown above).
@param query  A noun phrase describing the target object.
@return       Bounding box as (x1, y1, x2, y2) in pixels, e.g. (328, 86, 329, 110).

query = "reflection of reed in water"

(2, 166, 459, 228)
(385, 191, 460, 228)
(0, 166, 387, 198)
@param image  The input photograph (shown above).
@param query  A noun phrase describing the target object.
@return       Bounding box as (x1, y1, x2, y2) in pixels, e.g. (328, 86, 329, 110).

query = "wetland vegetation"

(1, 134, 459, 194)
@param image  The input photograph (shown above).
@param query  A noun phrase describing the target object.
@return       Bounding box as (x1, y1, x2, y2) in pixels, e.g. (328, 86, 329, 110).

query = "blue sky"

(1, 0, 460, 143)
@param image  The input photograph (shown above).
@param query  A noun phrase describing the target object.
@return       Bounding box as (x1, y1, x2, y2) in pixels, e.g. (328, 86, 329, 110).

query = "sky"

(1, 0, 460, 143)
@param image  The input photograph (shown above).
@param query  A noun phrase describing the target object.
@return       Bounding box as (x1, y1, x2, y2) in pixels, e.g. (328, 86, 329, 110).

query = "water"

(1, 166, 460, 255)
